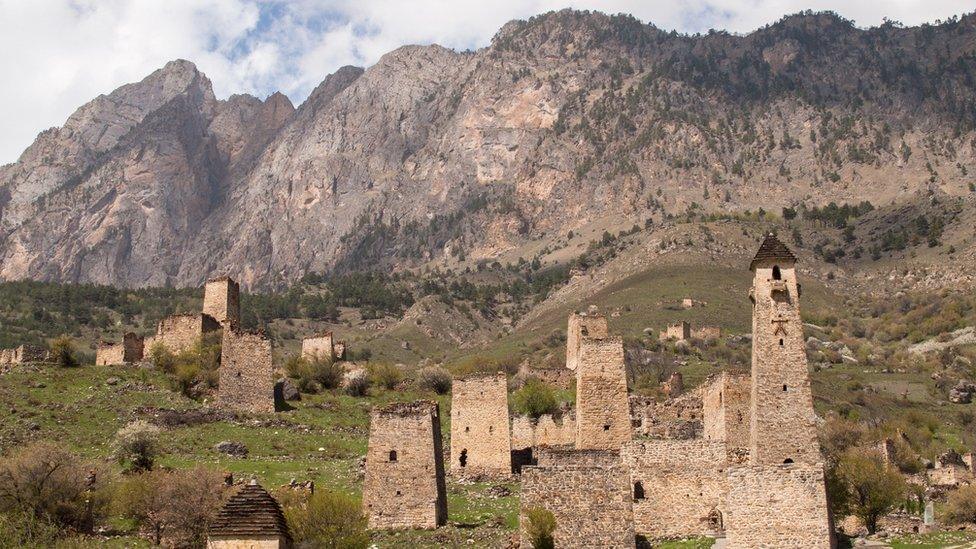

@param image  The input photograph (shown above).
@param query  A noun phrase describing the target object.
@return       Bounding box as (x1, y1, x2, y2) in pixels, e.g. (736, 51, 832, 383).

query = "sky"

(0, 0, 972, 164)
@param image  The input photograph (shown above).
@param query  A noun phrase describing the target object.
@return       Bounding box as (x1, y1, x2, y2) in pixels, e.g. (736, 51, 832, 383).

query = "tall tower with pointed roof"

(748, 234, 821, 465)
(207, 480, 292, 548)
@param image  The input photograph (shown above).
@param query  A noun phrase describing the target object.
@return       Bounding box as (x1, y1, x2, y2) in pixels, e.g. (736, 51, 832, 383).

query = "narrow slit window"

(389, 450, 397, 462)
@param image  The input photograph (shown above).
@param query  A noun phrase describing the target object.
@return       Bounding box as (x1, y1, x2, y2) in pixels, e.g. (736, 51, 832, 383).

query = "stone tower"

(565, 308, 608, 371)
(450, 372, 511, 477)
(575, 336, 632, 450)
(748, 234, 821, 466)
(204, 276, 241, 325)
(363, 400, 447, 530)
(218, 326, 275, 414)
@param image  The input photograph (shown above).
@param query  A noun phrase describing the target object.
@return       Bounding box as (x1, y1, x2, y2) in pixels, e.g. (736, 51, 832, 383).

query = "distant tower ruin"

(302, 332, 335, 361)
(747, 234, 820, 465)
(204, 276, 241, 326)
(363, 400, 447, 530)
(218, 326, 275, 414)
(450, 373, 511, 477)
(575, 336, 632, 450)
(565, 308, 608, 371)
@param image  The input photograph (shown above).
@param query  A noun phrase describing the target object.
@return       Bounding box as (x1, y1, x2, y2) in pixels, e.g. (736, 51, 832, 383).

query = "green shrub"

(513, 378, 558, 419)
(113, 420, 161, 472)
(368, 362, 403, 390)
(523, 506, 556, 549)
(830, 448, 906, 534)
(416, 366, 452, 394)
(283, 489, 369, 548)
(307, 354, 343, 390)
(344, 371, 370, 397)
(49, 335, 78, 368)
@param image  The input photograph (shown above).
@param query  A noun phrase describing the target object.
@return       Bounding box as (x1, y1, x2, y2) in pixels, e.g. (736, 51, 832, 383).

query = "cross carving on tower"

(771, 316, 788, 336)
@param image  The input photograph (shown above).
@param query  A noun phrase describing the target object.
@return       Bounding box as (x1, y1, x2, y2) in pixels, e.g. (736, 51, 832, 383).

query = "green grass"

(652, 537, 716, 548)
(890, 530, 976, 548)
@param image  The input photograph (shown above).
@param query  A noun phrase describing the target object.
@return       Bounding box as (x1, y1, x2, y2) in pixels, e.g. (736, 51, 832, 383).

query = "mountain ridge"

(1, 9, 975, 289)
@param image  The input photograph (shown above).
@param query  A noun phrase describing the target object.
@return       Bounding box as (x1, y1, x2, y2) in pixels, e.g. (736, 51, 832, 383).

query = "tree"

(831, 449, 906, 533)
(512, 379, 559, 419)
(113, 420, 161, 472)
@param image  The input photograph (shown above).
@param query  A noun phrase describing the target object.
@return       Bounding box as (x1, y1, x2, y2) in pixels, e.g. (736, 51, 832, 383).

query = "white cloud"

(0, 0, 972, 164)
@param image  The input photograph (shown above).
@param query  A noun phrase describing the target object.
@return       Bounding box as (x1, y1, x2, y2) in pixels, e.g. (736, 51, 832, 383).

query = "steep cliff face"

(2, 10, 975, 288)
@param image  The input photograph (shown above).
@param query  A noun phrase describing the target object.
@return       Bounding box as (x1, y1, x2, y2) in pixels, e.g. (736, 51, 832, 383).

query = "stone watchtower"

(565, 308, 608, 371)
(218, 326, 275, 414)
(575, 336, 632, 450)
(204, 276, 241, 325)
(450, 373, 511, 477)
(748, 234, 821, 465)
(363, 400, 448, 530)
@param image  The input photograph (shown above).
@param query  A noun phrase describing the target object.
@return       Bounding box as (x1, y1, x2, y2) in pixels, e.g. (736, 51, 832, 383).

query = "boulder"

(214, 441, 248, 458)
(950, 380, 976, 404)
(275, 378, 300, 401)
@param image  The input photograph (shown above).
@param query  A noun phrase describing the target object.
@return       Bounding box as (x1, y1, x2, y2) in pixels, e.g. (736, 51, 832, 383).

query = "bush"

(113, 420, 161, 472)
(283, 489, 369, 548)
(0, 508, 65, 547)
(113, 467, 226, 547)
(512, 378, 558, 419)
(523, 506, 556, 549)
(307, 354, 344, 391)
(946, 485, 976, 524)
(49, 335, 78, 368)
(830, 448, 906, 534)
(416, 366, 452, 394)
(368, 362, 403, 390)
(0, 442, 110, 533)
(151, 334, 221, 398)
(344, 370, 371, 397)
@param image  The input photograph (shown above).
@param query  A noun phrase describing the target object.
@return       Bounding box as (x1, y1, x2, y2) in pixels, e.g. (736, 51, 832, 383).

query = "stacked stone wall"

(96, 333, 144, 366)
(659, 321, 691, 341)
(725, 463, 834, 549)
(535, 448, 620, 468)
(302, 333, 335, 361)
(363, 400, 447, 529)
(702, 372, 751, 454)
(622, 440, 728, 539)
(0, 344, 48, 365)
(576, 336, 631, 450)
(208, 535, 286, 548)
(630, 393, 702, 439)
(511, 412, 576, 450)
(148, 314, 221, 355)
(692, 326, 722, 340)
(450, 373, 511, 477)
(203, 276, 241, 325)
(750, 260, 821, 466)
(520, 462, 634, 548)
(218, 328, 275, 414)
(566, 312, 608, 371)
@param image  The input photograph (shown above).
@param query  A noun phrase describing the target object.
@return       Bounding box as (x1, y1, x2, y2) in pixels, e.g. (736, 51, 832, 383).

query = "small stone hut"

(207, 479, 291, 549)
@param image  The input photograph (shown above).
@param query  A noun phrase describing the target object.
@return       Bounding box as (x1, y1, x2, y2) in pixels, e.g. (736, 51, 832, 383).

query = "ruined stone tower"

(566, 308, 608, 371)
(204, 276, 241, 325)
(450, 373, 511, 477)
(364, 400, 447, 530)
(575, 336, 632, 450)
(218, 326, 275, 414)
(747, 234, 820, 466)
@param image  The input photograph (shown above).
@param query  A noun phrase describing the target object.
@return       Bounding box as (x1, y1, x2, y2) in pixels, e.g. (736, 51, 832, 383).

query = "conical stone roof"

(208, 480, 291, 542)
(750, 233, 797, 270)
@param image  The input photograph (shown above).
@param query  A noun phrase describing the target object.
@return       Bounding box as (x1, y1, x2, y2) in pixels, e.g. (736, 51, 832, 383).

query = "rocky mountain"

(2, 10, 975, 289)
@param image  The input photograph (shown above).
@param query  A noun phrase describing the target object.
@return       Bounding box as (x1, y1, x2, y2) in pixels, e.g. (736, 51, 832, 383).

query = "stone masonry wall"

(566, 311, 608, 371)
(750, 259, 821, 466)
(450, 373, 511, 477)
(576, 336, 631, 450)
(535, 448, 621, 468)
(520, 463, 634, 548)
(702, 372, 752, 455)
(302, 332, 335, 360)
(97, 332, 144, 366)
(692, 326, 722, 340)
(659, 321, 691, 341)
(511, 412, 576, 450)
(363, 400, 447, 530)
(0, 344, 48, 365)
(630, 392, 702, 440)
(725, 463, 834, 549)
(203, 276, 241, 325)
(207, 535, 287, 549)
(147, 314, 221, 355)
(622, 440, 728, 539)
(218, 328, 275, 414)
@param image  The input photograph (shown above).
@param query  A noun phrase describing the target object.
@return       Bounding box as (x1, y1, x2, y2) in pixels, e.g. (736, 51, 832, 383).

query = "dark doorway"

(459, 449, 468, 468)
(511, 447, 535, 474)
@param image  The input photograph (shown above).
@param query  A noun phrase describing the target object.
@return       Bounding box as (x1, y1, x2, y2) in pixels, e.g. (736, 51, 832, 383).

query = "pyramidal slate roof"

(209, 481, 291, 541)
(750, 233, 797, 270)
